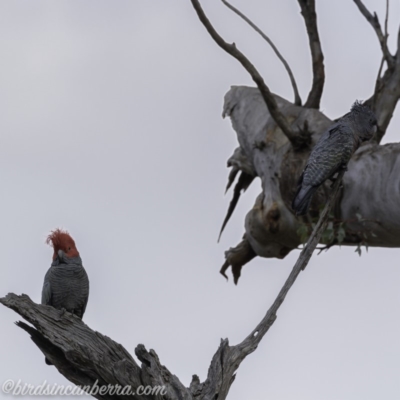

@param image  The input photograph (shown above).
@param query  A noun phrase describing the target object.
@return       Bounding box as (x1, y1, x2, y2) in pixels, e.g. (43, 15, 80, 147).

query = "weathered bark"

(1, 294, 190, 400)
(189, 1, 400, 283)
(220, 86, 400, 283)
(2, 2, 398, 397)
(0, 181, 342, 398)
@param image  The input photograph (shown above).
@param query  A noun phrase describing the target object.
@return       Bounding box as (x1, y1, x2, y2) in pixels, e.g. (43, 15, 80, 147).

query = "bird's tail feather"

(292, 185, 316, 216)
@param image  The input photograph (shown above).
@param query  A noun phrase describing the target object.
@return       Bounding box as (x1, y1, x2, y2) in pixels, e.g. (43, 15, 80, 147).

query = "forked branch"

(221, 0, 302, 106)
(353, 0, 394, 69)
(191, 0, 308, 149)
(362, 2, 400, 141)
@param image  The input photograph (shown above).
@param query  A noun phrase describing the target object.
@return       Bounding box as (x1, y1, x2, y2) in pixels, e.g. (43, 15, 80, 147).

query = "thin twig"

(238, 170, 345, 348)
(384, 0, 389, 40)
(221, 0, 302, 106)
(378, 0, 390, 84)
(298, 0, 325, 109)
(190, 0, 307, 149)
(205, 171, 346, 399)
(353, 0, 394, 69)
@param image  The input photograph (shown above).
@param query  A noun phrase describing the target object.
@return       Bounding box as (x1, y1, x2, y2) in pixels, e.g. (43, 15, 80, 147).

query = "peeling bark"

(189, 1, 400, 282)
(220, 86, 400, 282)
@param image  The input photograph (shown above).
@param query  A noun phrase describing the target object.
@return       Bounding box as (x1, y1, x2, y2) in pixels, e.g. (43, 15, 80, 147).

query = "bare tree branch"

(190, 0, 309, 149)
(297, 0, 325, 109)
(353, 0, 395, 69)
(362, 14, 400, 141)
(208, 171, 346, 398)
(1, 171, 344, 399)
(384, 0, 389, 41)
(221, 0, 302, 106)
(222, 86, 400, 276)
(239, 171, 345, 338)
(371, 1, 390, 107)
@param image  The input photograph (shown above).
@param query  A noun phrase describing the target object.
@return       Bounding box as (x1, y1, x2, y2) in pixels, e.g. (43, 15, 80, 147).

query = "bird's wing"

(303, 123, 351, 187)
(80, 268, 90, 317)
(41, 269, 52, 305)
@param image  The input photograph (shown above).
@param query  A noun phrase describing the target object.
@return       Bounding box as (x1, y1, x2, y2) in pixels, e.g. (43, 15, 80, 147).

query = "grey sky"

(1, 1, 400, 399)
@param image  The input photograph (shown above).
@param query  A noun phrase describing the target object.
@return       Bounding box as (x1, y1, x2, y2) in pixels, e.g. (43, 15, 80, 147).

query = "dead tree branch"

(1, 294, 191, 400)
(234, 171, 345, 345)
(220, 86, 400, 281)
(221, 0, 302, 106)
(358, 1, 400, 141)
(297, 0, 325, 109)
(1, 172, 344, 399)
(191, 0, 309, 149)
(385, 0, 389, 42)
(353, 0, 395, 69)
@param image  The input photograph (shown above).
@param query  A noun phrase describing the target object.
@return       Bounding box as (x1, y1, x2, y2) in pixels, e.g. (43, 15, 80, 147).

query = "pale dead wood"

(220, 86, 400, 279)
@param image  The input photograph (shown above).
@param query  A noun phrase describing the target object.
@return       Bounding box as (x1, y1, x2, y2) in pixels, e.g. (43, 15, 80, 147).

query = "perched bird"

(41, 229, 89, 364)
(292, 101, 377, 216)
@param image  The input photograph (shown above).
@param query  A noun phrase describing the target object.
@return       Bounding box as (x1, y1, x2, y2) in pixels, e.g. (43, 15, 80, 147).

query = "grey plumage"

(41, 253, 89, 319)
(292, 101, 377, 216)
(41, 229, 89, 365)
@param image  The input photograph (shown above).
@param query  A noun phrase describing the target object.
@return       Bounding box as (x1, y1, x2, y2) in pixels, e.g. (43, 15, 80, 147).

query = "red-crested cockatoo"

(41, 229, 89, 364)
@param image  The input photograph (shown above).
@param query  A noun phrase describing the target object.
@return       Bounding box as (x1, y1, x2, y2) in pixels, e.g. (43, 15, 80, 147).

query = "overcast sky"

(1, 1, 400, 399)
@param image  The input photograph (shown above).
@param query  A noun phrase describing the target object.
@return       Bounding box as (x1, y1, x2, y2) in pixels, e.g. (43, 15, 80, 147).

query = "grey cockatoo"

(41, 229, 89, 364)
(292, 101, 377, 216)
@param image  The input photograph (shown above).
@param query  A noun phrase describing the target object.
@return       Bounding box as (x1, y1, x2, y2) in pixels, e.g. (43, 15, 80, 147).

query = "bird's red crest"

(46, 229, 80, 260)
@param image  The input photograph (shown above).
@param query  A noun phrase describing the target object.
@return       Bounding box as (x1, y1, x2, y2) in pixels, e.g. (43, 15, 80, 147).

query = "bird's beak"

(57, 249, 64, 260)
